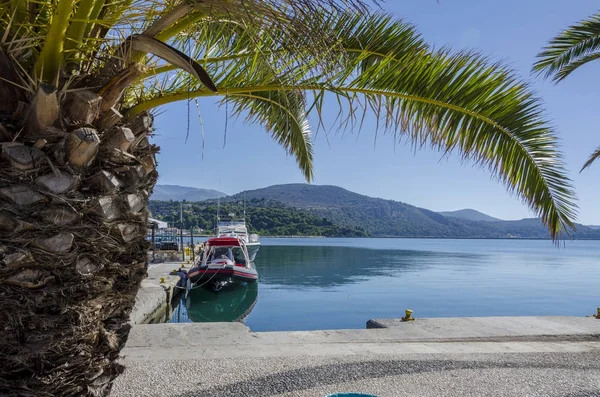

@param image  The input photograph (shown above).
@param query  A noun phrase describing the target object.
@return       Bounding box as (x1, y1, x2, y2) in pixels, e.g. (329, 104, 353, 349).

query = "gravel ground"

(111, 352, 600, 397)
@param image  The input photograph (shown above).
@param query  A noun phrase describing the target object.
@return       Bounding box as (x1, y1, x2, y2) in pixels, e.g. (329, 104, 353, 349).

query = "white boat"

(216, 216, 260, 261)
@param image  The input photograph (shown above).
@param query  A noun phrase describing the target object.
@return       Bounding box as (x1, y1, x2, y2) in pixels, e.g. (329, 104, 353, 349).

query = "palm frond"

(552, 51, 600, 81)
(127, 12, 577, 240)
(63, 0, 100, 56)
(581, 146, 600, 172)
(34, 0, 78, 83)
(143, 2, 190, 38)
(228, 90, 314, 180)
(129, 34, 217, 91)
(534, 12, 600, 81)
(0, 1, 578, 239)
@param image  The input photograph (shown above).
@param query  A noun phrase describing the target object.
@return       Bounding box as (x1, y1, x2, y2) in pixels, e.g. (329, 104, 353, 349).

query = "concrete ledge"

(125, 322, 250, 347)
(119, 317, 600, 361)
(126, 317, 600, 346)
(366, 316, 600, 339)
(129, 281, 168, 324)
(129, 263, 185, 324)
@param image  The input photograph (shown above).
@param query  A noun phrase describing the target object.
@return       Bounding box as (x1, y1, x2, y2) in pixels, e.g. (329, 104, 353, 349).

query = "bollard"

(401, 309, 415, 322)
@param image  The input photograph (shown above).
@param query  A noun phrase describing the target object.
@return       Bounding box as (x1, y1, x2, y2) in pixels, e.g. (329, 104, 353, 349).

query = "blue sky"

(151, 0, 600, 224)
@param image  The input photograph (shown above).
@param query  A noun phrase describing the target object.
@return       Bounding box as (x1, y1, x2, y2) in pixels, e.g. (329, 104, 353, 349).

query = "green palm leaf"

(547, 50, 600, 82)
(533, 13, 600, 81)
(0, 1, 578, 239)
(581, 146, 600, 171)
(228, 90, 314, 180)
(128, 12, 577, 239)
(535, 12, 600, 174)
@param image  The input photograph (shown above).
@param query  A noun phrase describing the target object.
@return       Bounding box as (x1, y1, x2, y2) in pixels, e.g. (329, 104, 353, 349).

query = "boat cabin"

(201, 237, 249, 267)
(217, 219, 249, 239)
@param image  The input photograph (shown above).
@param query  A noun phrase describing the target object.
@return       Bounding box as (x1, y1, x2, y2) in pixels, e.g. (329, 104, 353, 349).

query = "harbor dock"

(112, 317, 600, 396)
(129, 262, 187, 324)
(117, 265, 600, 397)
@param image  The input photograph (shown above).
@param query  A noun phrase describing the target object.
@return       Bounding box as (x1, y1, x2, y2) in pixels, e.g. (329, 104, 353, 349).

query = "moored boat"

(187, 237, 258, 291)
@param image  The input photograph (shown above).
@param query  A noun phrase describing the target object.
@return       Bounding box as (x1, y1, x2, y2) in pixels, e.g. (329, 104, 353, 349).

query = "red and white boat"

(187, 237, 258, 291)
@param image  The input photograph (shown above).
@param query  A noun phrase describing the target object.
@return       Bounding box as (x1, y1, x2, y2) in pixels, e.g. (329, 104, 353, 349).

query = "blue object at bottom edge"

(326, 394, 378, 397)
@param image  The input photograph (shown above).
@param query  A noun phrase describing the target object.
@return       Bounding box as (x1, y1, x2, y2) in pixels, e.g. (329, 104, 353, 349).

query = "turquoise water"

(169, 238, 600, 331)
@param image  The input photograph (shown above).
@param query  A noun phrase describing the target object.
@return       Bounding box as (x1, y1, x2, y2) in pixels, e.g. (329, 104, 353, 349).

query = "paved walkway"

(111, 318, 600, 396)
(113, 352, 600, 397)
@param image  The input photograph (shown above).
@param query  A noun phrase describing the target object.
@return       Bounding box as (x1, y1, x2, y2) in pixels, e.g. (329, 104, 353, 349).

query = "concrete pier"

(366, 316, 600, 341)
(129, 262, 186, 324)
(119, 263, 600, 396)
(111, 317, 600, 396)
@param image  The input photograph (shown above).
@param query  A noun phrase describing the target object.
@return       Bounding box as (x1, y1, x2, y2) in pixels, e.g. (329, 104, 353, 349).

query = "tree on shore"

(0, 0, 576, 395)
(534, 12, 600, 170)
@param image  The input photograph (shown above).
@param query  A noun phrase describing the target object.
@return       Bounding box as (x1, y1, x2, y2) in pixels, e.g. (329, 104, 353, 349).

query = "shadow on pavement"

(173, 357, 600, 397)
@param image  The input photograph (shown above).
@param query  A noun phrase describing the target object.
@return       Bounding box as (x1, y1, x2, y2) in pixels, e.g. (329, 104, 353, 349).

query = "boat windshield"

(206, 246, 246, 265)
(211, 247, 234, 261)
(232, 247, 246, 265)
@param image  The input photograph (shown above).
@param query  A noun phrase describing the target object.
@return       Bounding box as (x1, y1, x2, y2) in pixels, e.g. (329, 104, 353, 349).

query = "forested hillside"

(224, 184, 600, 239)
(438, 209, 501, 222)
(148, 199, 368, 237)
(150, 184, 600, 239)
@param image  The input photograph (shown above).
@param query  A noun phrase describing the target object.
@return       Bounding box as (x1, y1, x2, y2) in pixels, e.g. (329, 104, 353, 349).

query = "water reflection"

(173, 283, 258, 323)
(256, 245, 482, 288)
(168, 239, 600, 331)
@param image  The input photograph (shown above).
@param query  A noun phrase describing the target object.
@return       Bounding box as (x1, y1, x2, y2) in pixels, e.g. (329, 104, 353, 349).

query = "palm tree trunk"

(0, 52, 158, 396)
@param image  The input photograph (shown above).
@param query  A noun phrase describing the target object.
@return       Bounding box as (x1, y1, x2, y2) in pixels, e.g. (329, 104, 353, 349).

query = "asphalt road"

(111, 351, 600, 397)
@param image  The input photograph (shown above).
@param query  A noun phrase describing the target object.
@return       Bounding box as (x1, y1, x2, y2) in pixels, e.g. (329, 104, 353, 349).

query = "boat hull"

(188, 265, 258, 286)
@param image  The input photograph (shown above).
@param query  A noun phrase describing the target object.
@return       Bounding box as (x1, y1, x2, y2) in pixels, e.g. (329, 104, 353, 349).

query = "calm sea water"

(168, 238, 600, 331)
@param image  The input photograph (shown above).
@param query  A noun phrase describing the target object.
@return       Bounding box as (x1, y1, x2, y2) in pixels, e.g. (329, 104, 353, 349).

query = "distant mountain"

(229, 184, 374, 209)
(151, 184, 227, 202)
(222, 184, 600, 239)
(437, 209, 501, 222)
(587, 225, 600, 230)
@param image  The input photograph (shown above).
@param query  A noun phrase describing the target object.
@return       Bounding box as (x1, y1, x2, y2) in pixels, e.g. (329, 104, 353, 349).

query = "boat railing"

(217, 219, 246, 226)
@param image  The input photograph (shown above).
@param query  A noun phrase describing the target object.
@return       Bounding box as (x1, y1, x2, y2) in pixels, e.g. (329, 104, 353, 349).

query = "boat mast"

(180, 202, 184, 260)
(216, 195, 220, 232)
(216, 177, 221, 231)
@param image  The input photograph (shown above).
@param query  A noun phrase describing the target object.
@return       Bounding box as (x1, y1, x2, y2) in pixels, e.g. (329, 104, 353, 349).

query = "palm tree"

(0, 0, 576, 395)
(534, 12, 600, 170)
